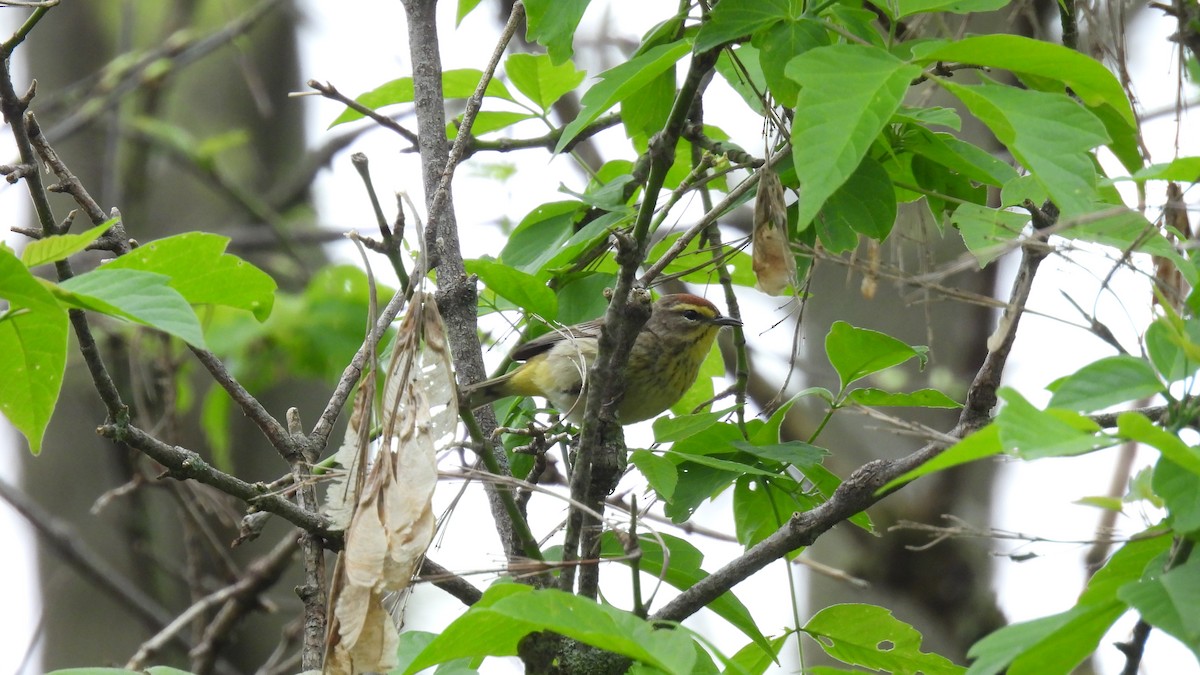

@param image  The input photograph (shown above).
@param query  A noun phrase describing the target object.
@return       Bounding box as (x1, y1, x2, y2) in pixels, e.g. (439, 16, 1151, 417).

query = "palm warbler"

(465, 293, 741, 423)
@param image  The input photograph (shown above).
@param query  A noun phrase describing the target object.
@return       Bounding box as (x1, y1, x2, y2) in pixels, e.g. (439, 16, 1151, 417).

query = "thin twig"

(304, 79, 419, 144)
(98, 422, 338, 541)
(127, 534, 299, 670)
(419, 558, 484, 606)
(639, 148, 787, 287)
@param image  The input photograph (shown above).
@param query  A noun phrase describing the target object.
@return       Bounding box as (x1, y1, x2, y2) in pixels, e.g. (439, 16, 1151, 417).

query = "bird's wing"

(510, 318, 604, 361)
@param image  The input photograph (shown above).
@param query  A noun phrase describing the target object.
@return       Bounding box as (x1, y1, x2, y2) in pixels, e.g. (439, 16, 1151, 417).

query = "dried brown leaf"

(1155, 182, 1192, 311)
(323, 292, 456, 675)
(325, 384, 372, 530)
(752, 168, 796, 295)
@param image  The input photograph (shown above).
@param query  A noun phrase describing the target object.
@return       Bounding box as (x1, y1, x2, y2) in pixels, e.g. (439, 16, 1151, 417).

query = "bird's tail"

(460, 371, 517, 410)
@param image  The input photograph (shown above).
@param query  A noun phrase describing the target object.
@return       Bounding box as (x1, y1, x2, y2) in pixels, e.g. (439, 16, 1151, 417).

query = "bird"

(463, 293, 741, 423)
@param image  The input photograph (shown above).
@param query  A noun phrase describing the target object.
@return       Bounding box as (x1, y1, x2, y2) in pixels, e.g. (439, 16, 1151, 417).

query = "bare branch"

(127, 534, 299, 671)
(98, 422, 338, 541)
(304, 79, 419, 145)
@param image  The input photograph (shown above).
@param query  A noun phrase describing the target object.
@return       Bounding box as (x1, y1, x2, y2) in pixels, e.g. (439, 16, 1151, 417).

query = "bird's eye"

(682, 309, 702, 321)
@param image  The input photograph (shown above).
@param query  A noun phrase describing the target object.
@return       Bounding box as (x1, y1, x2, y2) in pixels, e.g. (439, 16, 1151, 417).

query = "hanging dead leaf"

(752, 168, 796, 295)
(1154, 182, 1192, 312)
(325, 384, 372, 530)
(324, 292, 456, 675)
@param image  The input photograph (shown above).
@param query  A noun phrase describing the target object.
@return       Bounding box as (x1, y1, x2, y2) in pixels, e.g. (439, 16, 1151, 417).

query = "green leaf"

(539, 211, 631, 275)
(600, 532, 775, 658)
(1066, 212, 1192, 289)
(951, 203, 1027, 268)
(553, 272, 614, 325)
(751, 389, 828, 446)
(631, 449, 678, 500)
(456, 0, 485, 24)
(825, 321, 922, 391)
(1118, 556, 1200, 658)
(665, 462, 740, 522)
(918, 36, 1136, 128)
(1129, 156, 1200, 182)
(911, 154, 988, 218)
(879, 424, 1002, 494)
(56, 269, 207, 349)
(395, 631, 440, 674)
(1046, 355, 1163, 412)
(201, 384, 233, 470)
(1145, 316, 1200, 383)
(819, 156, 897, 241)
(464, 258, 557, 318)
(800, 461, 874, 532)
(45, 662, 144, 667)
(1152, 457, 1200, 534)
(891, 0, 1008, 18)
(1118, 412, 1200, 477)
(1128, 465, 1164, 507)
(786, 44, 921, 228)
(621, 68, 676, 139)
(450, 110, 537, 137)
(753, 18, 827, 104)
(403, 584, 697, 675)
(968, 534, 1171, 675)
(908, 129, 1019, 187)
(505, 52, 586, 112)
(723, 634, 790, 675)
(940, 81, 1109, 215)
(524, 0, 591, 64)
(999, 174, 1051, 209)
(654, 409, 726, 442)
(847, 387, 961, 408)
(555, 40, 691, 153)
(693, 0, 796, 54)
(662, 423, 747, 521)
(500, 201, 583, 273)
(665, 449, 781, 478)
(734, 475, 812, 552)
(965, 606, 1096, 675)
(894, 105, 962, 131)
(715, 44, 769, 114)
(329, 69, 516, 127)
(1076, 495, 1124, 512)
(103, 233, 276, 321)
(20, 219, 117, 268)
(996, 388, 1113, 459)
(803, 604, 964, 674)
(733, 440, 828, 468)
(0, 247, 68, 455)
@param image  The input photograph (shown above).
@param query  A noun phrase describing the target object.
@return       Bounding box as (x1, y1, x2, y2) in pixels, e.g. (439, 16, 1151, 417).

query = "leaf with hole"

(803, 603, 964, 674)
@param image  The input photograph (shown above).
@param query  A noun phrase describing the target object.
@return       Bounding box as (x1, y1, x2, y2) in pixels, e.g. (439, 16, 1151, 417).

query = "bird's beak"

(713, 315, 742, 328)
